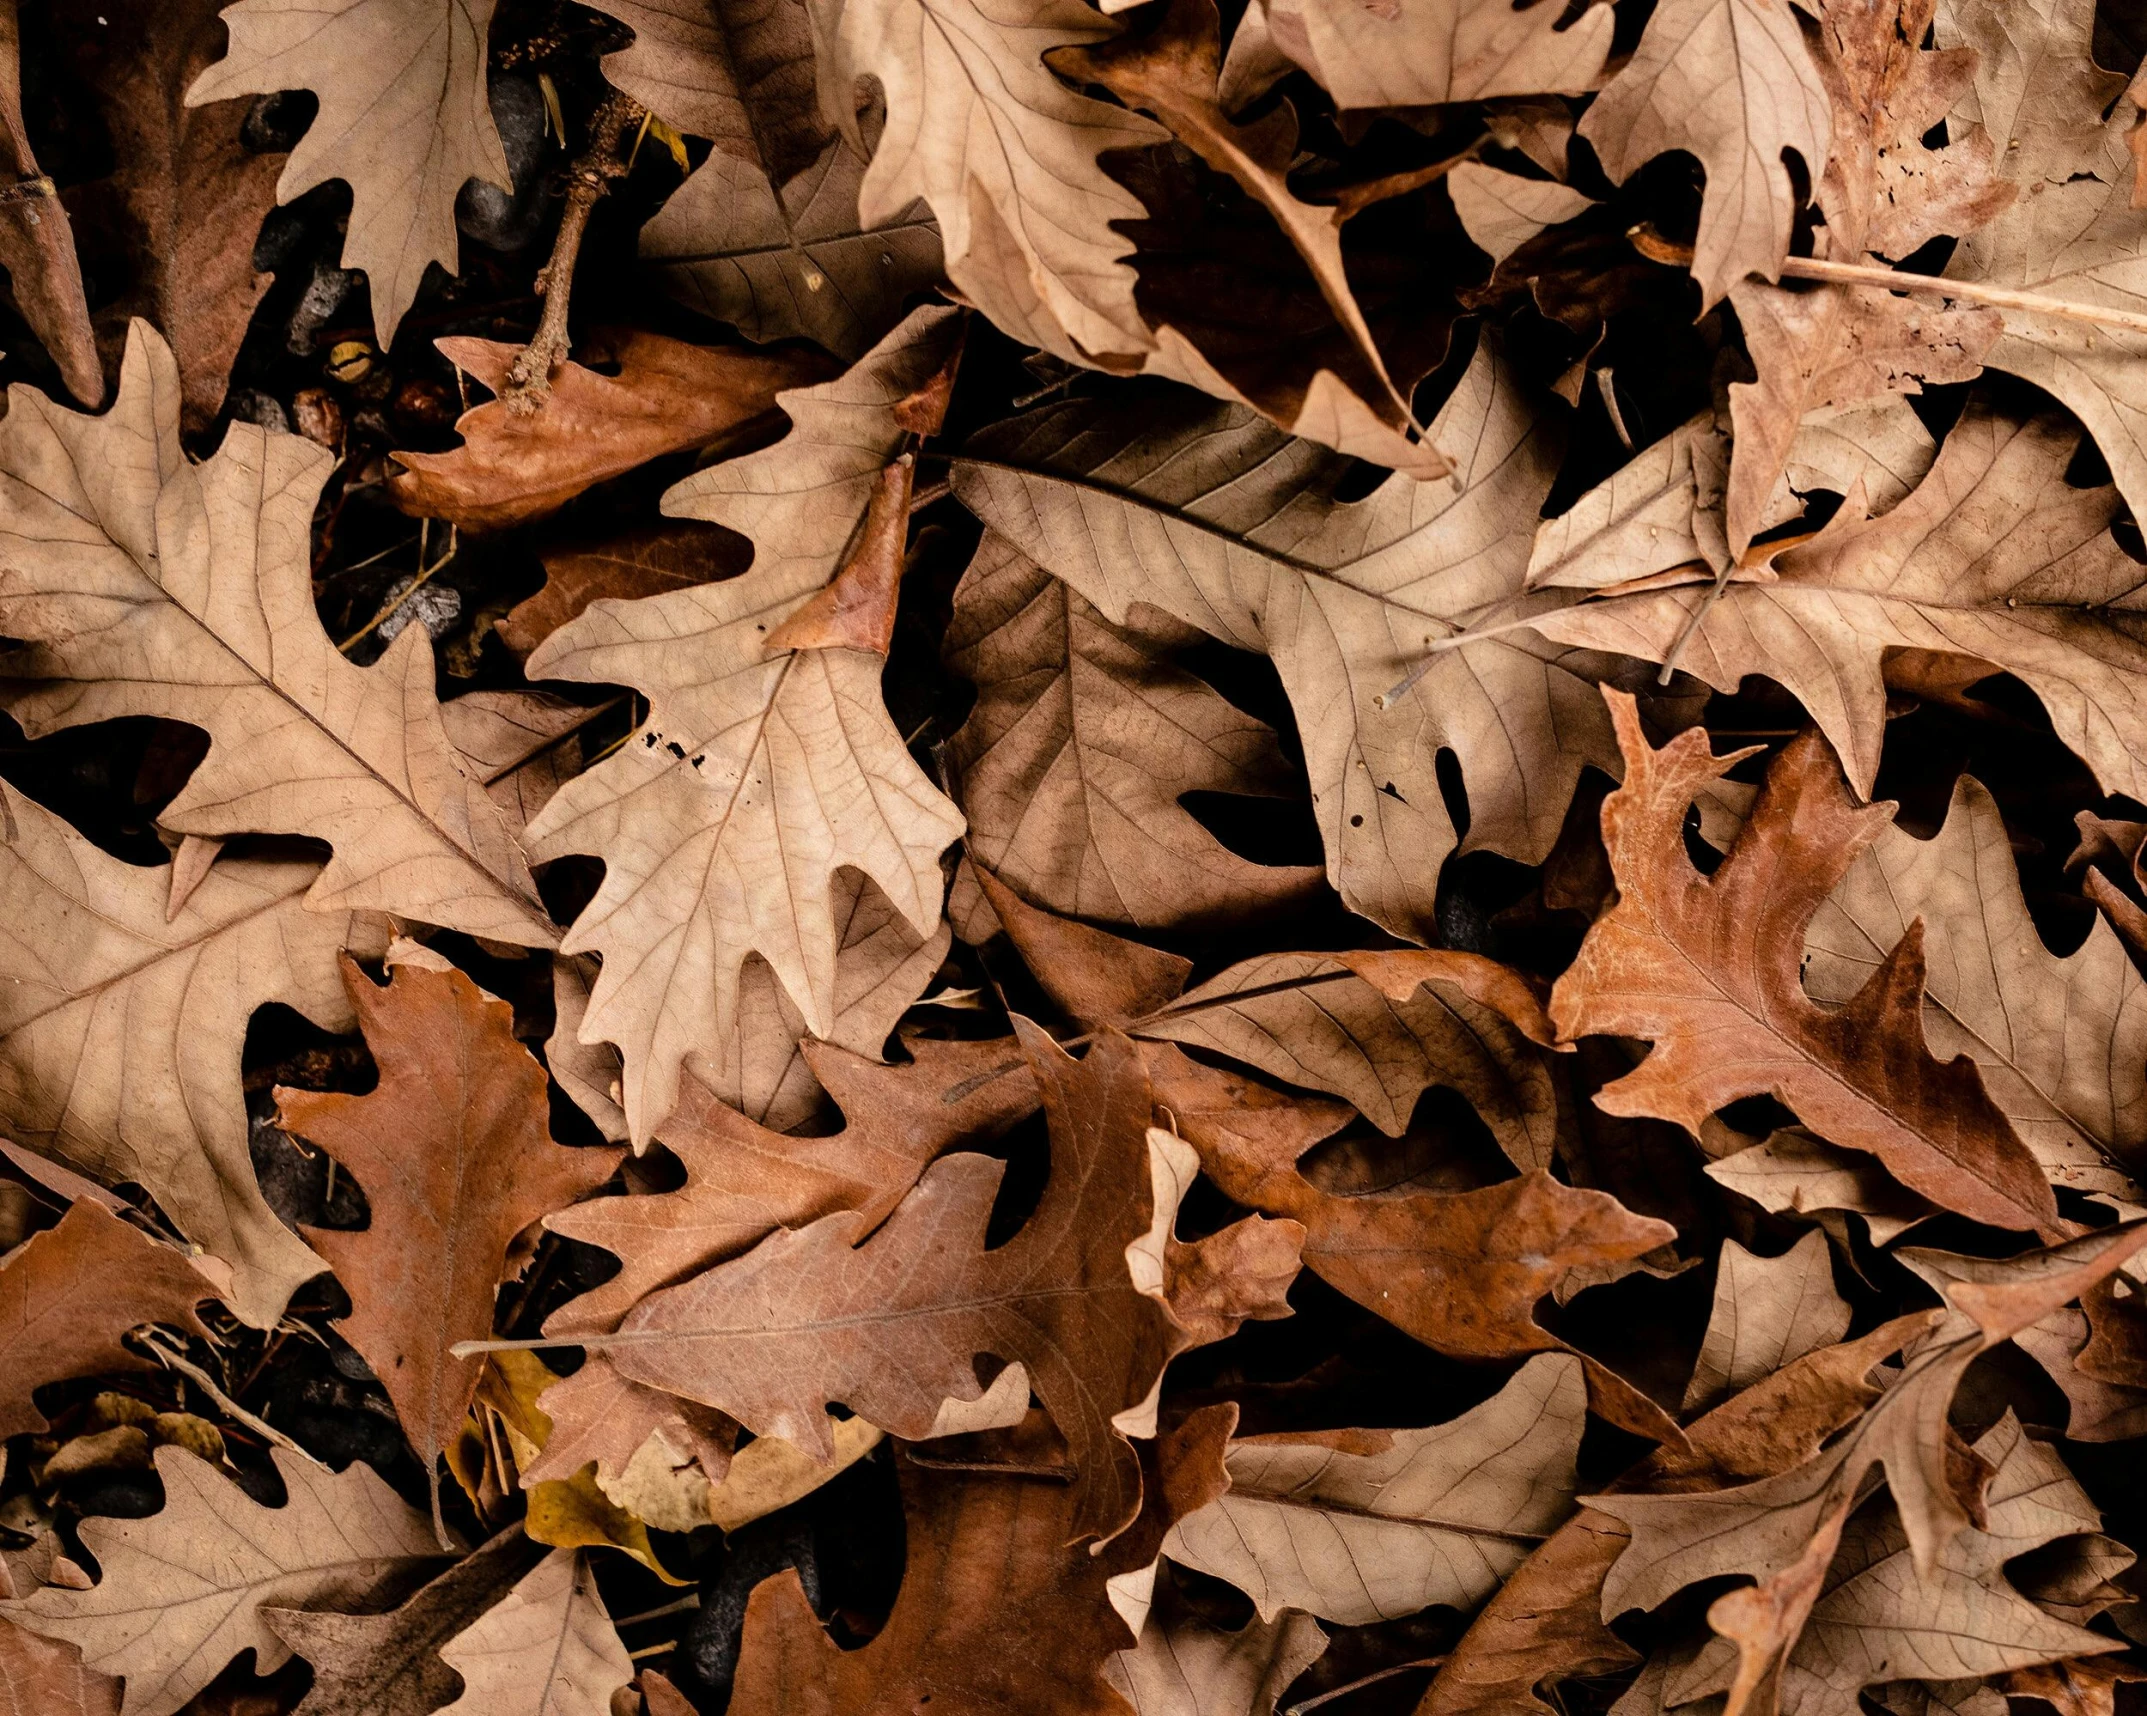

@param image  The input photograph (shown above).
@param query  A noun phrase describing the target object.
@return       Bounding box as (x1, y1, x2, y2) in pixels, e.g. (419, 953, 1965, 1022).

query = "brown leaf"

(0, 326, 558, 952)
(6, 1446, 444, 1716)
(1548, 690, 2058, 1239)
(0, 1201, 214, 1439)
(497, 523, 749, 660)
(439, 689, 597, 836)
(434, 1549, 633, 1716)
(597, 1027, 1295, 1541)
(0, 1, 100, 407)
(275, 960, 621, 1504)
(761, 455, 913, 653)
(941, 529, 1324, 934)
(542, 1033, 1043, 1335)
(388, 331, 829, 532)
(1682, 1231, 1850, 1414)
(729, 1407, 1233, 1715)
(52, 0, 286, 431)
(264, 1529, 547, 1716)
(0, 1618, 118, 1716)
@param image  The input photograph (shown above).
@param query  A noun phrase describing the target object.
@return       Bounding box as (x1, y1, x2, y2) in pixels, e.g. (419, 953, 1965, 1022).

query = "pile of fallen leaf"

(11, 0, 2147, 1711)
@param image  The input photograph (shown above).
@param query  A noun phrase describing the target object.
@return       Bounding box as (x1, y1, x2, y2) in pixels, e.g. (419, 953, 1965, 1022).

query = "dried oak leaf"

(495, 522, 749, 660)
(527, 307, 967, 1146)
(1934, 0, 2147, 536)
(6, 1446, 444, 1716)
(388, 331, 829, 532)
(0, 3, 100, 408)
(0, 1620, 116, 1716)
(1804, 775, 2147, 1210)
(802, 0, 1163, 362)
(943, 528, 1322, 933)
(438, 688, 592, 836)
(1217, 0, 1612, 111)
(0, 1201, 214, 1440)
(1579, 0, 1830, 306)
(590, 0, 943, 358)
(729, 1406, 1234, 1715)
(184, 0, 510, 345)
(543, 1034, 1041, 1336)
(1532, 399, 2147, 806)
(0, 324, 557, 950)
(1106, 1575, 1326, 1716)
(954, 335, 1623, 945)
(596, 1025, 1301, 1542)
(276, 959, 621, 1512)
(1423, 1315, 1937, 1716)
(1719, 0, 2011, 556)
(1706, 1126, 1939, 1245)
(52, 0, 286, 433)
(263, 1529, 547, 1716)
(1161, 1352, 1586, 1625)
(1548, 691, 2058, 1239)
(433, 1550, 632, 1716)
(1682, 1231, 1850, 1414)
(1666, 1416, 2121, 1716)
(1592, 1224, 2147, 1716)
(0, 777, 386, 1326)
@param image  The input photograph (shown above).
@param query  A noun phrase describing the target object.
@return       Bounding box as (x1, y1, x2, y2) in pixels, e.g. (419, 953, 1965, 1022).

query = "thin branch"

(135, 1329, 324, 1466)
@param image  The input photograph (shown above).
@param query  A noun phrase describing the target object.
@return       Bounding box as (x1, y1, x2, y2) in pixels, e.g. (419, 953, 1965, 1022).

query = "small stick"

(136, 1329, 323, 1466)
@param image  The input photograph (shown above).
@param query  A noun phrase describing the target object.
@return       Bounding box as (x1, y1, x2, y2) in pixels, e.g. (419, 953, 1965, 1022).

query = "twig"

(613, 1594, 701, 1629)
(1282, 1658, 1448, 1715)
(135, 1329, 324, 1466)
(502, 94, 643, 414)
(338, 525, 459, 654)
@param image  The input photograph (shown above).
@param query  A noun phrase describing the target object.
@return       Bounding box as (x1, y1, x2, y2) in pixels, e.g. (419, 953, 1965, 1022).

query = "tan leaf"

(439, 689, 595, 835)
(184, 0, 510, 345)
(0, 778, 385, 1325)
(1425, 1317, 1930, 1716)
(1803, 774, 2147, 1210)
(1534, 400, 2147, 804)
(943, 531, 1323, 932)
(0, 324, 558, 951)
(1719, 0, 2012, 554)
(528, 307, 967, 1146)
(275, 961, 621, 1510)
(1578, 0, 1831, 306)
(1683, 1231, 1851, 1414)
(388, 331, 828, 532)
(1548, 692, 2059, 1239)
(1216, 0, 1612, 111)
(0, 1202, 213, 1440)
(1161, 1352, 1586, 1624)
(954, 335, 1622, 943)
(593, 1027, 1298, 1542)
(6, 1446, 443, 1716)
(1105, 1592, 1325, 1716)
(435, 1550, 633, 1716)
(1933, 0, 2147, 536)
(54, 0, 282, 429)
(497, 523, 748, 660)
(1705, 1128, 1938, 1245)
(0, 1, 99, 408)
(1451, 163, 1598, 267)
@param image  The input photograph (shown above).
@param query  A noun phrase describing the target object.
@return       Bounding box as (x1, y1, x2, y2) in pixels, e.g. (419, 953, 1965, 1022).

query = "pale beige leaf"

(184, 0, 510, 344)
(436, 1549, 633, 1716)
(944, 530, 1320, 932)
(1216, 0, 1612, 111)
(1531, 400, 2147, 800)
(1804, 775, 2147, 1210)
(440, 689, 590, 836)
(955, 337, 1622, 943)
(1451, 163, 1598, 267)
(525, 309, 965, 1146)
(1528, 410, 1733, 589)
(1705, 1128, 1937, 1244)
(1160, 1352, 1585, 1624)
(806, 0, 1164, 361)
(1935, 0, 2147, 533)
(700, 1414, 885, 1532)
(1578, 0, 1830, 305)
(1106, 1604, 1327, 1716)
(0, 324, 557, 949)
(1683, 1232, 1851, 1413)
(0, 780, 388, 1326)
(6, 1447, 440, 1716)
